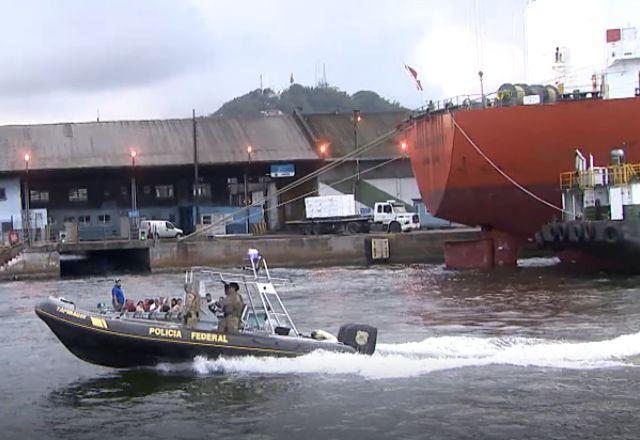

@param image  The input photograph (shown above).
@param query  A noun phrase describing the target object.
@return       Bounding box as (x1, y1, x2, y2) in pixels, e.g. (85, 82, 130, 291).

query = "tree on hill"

(212, 84, 405, 117)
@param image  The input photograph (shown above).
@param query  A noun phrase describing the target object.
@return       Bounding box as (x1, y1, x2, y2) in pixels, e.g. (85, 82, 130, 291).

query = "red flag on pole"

(404, 64, 423, 91)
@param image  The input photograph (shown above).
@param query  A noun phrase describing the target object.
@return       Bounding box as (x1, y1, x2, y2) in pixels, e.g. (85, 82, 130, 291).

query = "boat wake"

(189, 332, 640, 379)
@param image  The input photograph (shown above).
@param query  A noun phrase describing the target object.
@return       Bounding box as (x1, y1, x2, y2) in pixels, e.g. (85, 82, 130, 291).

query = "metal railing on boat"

(559, 163, 640, 189)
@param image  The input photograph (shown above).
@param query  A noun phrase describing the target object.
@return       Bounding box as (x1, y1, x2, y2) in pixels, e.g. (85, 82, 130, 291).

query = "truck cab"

(373, 201, 421, 233)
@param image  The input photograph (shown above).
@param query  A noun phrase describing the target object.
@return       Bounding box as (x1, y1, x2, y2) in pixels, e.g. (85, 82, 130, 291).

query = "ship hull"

(409, 97, 640, 239)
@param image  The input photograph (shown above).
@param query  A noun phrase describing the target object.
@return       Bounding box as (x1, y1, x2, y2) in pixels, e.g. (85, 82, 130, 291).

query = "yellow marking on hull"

(90, 316, 108, 329)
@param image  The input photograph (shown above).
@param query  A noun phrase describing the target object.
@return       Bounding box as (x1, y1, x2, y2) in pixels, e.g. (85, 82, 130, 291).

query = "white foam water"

(189, 332, 640, 379)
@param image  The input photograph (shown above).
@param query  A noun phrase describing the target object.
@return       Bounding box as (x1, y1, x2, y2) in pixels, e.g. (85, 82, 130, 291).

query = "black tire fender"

(550, 223, 566, 242)
(603, 224, 622, 244)
(541, 224, 554, 242)
(534, 231, 545, 248)
(583, 222, 596, 241)
(567, 223, 584, 242)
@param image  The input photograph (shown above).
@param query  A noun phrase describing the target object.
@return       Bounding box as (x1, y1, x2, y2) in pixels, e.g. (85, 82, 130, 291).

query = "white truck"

(140, 220, 184, 239)
(286, 194, 421, 235)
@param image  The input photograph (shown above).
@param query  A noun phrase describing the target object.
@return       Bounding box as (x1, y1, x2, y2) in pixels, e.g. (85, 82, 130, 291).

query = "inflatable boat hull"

(35, 298, 355, 368)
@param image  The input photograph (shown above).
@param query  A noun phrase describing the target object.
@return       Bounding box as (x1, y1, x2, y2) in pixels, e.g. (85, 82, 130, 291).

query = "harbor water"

(2, 259, 640, 439)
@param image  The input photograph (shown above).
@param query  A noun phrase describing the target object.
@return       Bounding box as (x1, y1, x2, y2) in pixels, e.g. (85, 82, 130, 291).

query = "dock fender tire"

(534, 231, 545, 248)
(541, 224, 554, 243)
(550, 223, 566, 242)
(603, 224, 622, 244)
(583, 222, 596, 241)
(568, 223, 584, 242)
(388, 221, 401, 233)
(337, 323, 377, 355)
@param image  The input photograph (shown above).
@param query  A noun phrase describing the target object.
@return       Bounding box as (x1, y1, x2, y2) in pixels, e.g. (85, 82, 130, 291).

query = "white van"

(140, 220, 183, 239)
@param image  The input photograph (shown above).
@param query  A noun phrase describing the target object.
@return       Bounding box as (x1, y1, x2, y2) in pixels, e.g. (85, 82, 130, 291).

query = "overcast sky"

(0, 0, 636, 125)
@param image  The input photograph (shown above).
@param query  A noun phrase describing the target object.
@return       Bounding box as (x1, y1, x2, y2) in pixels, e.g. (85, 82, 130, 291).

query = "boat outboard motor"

(337, 323, 377, 355)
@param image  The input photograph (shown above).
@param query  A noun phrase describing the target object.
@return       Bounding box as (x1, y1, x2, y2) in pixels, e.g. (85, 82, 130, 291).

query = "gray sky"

(0, 0, 632, 125)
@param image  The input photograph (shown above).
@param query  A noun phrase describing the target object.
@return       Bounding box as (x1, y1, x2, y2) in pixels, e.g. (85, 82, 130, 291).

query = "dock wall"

(150, 229, 480, 269)
(0, 249, 60, 280)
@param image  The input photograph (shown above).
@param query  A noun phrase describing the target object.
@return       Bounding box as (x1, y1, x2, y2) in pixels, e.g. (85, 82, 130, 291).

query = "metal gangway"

(192, 251, 299, 336)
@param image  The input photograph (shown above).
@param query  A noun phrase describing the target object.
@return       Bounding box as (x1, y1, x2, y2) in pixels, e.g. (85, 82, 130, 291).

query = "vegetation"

(213, 84, 405, 117)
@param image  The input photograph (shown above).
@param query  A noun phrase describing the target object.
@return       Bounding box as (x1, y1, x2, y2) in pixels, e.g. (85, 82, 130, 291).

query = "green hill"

(213, 84, 405, 117)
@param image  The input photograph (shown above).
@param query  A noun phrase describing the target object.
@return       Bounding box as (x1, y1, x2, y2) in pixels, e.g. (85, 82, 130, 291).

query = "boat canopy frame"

(188, 256, 300, 336)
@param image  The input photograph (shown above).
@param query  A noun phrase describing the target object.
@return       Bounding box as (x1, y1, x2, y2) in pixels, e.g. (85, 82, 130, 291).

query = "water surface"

(2, 259, 639, 439)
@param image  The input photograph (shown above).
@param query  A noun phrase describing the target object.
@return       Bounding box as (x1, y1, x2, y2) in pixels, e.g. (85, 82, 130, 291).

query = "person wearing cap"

(219, 282, 245, 333)
(111, 279, 125, 312)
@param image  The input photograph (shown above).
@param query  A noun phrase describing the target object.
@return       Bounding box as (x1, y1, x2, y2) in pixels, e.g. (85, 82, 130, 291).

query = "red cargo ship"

(408, 96, 640, 268)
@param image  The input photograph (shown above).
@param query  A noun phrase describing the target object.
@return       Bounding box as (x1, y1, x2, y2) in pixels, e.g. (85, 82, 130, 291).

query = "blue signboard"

(270, 163, 295, 178)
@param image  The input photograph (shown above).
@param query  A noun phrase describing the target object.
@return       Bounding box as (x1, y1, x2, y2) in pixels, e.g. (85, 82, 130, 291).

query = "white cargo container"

(287, 195, 420, 235)
(304, 195, 356, 219)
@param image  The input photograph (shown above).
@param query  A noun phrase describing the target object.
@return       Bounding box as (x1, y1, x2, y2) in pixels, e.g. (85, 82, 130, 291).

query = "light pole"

(130, 149, 138, 234)
(23, 153, 31, 246)
(193, 109, 199, 229)
(352, 110, 362, 203)
(478, 70, 485, 108)
(245, 145, 252, 234)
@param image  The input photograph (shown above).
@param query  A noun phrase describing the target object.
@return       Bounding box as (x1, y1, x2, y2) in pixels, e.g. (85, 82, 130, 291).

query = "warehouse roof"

(303, 111, 410, 159)
(0, 115, 318, 172)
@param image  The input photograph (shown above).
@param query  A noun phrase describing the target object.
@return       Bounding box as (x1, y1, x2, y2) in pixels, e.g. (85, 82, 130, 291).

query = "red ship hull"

(408, 97, 640, 267)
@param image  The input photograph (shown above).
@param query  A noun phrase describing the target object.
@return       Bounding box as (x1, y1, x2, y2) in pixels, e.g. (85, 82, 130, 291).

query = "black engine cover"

(337, 323, 377, 355)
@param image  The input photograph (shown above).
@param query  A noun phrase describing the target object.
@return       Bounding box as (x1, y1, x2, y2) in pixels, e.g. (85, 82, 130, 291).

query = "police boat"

(35, 251, 377, 368)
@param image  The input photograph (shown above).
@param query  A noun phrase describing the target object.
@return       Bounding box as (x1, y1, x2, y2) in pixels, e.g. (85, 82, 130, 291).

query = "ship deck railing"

(560, 163, 640, 189)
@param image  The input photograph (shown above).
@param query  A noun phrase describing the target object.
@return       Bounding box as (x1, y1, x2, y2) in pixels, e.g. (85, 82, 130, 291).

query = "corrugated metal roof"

(0, 115, 318, 172)
(303, 112, 410, 159)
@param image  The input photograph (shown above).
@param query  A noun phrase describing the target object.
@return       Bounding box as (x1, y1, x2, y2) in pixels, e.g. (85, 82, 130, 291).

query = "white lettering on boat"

(190, 331, 228, 344)
(148, 327, 183, 338)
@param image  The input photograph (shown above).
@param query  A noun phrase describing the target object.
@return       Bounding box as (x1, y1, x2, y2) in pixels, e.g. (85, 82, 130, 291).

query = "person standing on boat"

(111, 279, 125, 312)
(183, 283, 200, 329)
(221, 282, 244, 333)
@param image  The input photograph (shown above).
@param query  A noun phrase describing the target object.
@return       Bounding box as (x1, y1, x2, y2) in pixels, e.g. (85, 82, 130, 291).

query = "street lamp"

(23, 153, 31, 246)
(129, 149, 138, 234)
(319, 143, 328, 160)
(400, 140, 408, 157)
(245, 145, 252, 234)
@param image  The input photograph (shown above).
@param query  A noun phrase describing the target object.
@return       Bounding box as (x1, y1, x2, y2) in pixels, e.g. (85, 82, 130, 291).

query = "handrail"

(560, 163, 640, 189)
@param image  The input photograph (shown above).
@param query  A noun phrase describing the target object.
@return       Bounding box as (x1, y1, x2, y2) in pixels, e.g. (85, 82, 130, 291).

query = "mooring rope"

(450, 115, 573, 216)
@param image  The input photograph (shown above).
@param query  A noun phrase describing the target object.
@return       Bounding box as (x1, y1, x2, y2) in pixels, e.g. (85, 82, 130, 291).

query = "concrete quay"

(0, 229, 481, 280)
(150, 229, 480, 270)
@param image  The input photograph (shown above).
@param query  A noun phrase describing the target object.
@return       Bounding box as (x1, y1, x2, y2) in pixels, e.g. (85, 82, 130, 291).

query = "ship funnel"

(611, 148, 625, 166)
